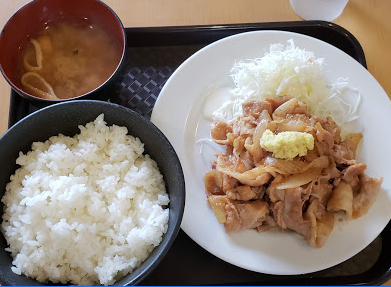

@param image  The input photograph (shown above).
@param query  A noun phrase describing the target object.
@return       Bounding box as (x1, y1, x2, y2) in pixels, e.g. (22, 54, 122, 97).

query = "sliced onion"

(23, 39, 43, 71)
(276, 168, 322, 190)
(21, 72, 58, 100)
(344, 133, 363, 157)
(207, 196, 228, 223)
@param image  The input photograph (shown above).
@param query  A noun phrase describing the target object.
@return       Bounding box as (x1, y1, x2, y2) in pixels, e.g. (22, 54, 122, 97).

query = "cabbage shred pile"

(211, 39, 360, 127)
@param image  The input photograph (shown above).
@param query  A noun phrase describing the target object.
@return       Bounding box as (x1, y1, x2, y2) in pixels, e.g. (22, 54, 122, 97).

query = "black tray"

(7, 21, 391, 286)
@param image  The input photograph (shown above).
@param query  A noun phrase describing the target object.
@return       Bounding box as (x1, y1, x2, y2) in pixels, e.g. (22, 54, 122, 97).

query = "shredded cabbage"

(210, 39, 360, 127)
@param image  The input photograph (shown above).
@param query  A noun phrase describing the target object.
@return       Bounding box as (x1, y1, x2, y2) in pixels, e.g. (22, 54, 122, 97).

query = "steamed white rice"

(1, 114, 169, 285)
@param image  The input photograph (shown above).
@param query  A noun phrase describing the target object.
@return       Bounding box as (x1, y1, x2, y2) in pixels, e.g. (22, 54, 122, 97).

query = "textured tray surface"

(7, 22, 391, 285)
(112, 45, 203, 118)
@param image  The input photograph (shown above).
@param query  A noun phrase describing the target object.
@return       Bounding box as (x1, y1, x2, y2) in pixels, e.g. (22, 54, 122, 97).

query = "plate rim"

(151, 29, 391, 275)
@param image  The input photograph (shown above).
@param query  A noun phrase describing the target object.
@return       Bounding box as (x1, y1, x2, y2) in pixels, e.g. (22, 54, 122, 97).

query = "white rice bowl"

(1, 114, 170, 285)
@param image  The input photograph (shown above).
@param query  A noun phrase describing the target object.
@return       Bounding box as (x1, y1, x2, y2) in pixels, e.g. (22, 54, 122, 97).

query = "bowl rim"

(0, 99, 186, 286)
(0, 0, 127, 103)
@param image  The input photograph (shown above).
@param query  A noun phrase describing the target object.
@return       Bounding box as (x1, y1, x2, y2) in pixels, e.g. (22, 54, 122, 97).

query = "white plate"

(151, 30, 391, 275)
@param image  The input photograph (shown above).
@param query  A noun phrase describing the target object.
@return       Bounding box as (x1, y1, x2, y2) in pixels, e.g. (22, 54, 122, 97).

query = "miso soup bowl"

(0, 100, 185, 285)
(0, 0, 126, 108)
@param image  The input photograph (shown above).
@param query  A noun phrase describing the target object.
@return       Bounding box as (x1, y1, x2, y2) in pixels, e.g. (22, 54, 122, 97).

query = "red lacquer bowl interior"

(0, 0, 125, 103)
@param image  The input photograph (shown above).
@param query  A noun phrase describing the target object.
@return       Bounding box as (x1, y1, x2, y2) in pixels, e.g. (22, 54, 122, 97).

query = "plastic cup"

(290, 0, 349, 21)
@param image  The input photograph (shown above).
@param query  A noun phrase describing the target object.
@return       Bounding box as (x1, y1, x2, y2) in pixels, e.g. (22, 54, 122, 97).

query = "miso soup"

(17, 19, 122, 100)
